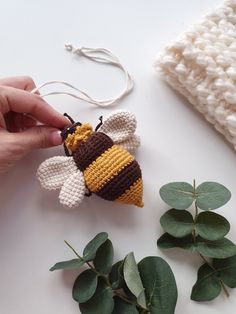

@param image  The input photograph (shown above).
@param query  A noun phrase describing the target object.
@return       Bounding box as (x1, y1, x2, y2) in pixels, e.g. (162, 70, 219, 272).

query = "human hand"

(0, 76, 69, 174)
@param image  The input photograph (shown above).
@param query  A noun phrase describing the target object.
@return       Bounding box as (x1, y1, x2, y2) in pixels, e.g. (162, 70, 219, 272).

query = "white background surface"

(0, 0, 236, 313)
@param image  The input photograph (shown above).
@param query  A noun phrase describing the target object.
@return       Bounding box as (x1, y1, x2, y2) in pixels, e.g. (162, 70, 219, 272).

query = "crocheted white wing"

(99, 110, 140, 153)
(59, 171, 86, 208)
(37, 156, 85, 208)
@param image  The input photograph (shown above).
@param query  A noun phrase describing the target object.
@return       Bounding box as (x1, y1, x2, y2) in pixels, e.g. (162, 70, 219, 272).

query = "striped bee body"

(72, 132, 143, 207)
(37, 110, 143, 209)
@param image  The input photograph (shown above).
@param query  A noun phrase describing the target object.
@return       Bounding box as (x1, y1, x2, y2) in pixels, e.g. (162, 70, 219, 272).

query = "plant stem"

(198, 253, 212, 268)
(190, 184, 230, 299)
(64, 240, 97, 271)
(220, 280, 230, 298)
(192, 180, 198, 243)
(193, 179, 196, 194)
(114, 291, 148, 311)
(64, 240, 83, 260)
(113, 291, 135, 305)
(192, 204, 198, 243)
(64, 240, 149, 309)
(198, 253, 230, 298)
(194, 202, 198, 218)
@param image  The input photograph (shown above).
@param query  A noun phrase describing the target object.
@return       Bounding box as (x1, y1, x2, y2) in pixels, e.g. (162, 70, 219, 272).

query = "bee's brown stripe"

(116, 178, 143, 207)
(84, 145, 134, 192)
(73, 132, 113, 171)
(96, 160, 141, 201)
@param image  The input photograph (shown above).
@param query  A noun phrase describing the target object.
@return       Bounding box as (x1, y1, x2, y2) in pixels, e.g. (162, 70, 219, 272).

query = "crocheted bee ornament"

(37, 110, 143, 208)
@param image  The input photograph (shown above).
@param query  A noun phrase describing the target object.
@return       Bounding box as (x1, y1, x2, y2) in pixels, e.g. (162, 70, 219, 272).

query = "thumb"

(15, 125, 63, 150)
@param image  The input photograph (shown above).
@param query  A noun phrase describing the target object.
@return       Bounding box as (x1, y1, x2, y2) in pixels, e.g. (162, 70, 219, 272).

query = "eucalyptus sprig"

(50, 232, 177, 314)
(157, 180, 236, 302)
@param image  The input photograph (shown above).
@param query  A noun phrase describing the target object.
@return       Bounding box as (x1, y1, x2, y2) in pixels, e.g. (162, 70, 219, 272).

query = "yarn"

(59, 171, 86, 208)
(37, 156, 77, 190)
(83, 144, 134, 192)
(116, 178, 143, 207)
(155, 0, 236, 150)
(73, 132, 113, 172)
(31, 43, 134, 108)
(65, 123, 93, 151)
(100, 110, 141, 153)
(33, 42, 142, 208)
(37, 110, 143, 208)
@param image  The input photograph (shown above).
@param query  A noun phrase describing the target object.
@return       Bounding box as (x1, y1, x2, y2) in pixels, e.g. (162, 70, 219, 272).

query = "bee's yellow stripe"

(84, 145, 134, 192)
(115, 178, 143, 207)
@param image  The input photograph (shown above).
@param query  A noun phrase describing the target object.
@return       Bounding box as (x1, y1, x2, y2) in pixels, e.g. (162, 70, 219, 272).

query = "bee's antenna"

(95, 116, 103, 132)
(64, 113, 75, 124)
(63, 143, 71, 156)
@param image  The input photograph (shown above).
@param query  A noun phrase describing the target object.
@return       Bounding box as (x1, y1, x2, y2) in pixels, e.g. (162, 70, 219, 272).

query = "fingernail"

(51, 130, 62, 146)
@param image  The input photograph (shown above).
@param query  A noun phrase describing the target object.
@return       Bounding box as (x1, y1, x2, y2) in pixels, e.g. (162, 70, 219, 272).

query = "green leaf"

(83, 232, 108, 261)
(213, 255, 236, 288)
(195, 212, 230, 241)
(196, 182, 231, 210)
(159, 182, 194, 210)
(109, 260, 125, 289)
(94, 239, 114, 274)
(112, 296, 138, 314)
(123, 283, 138, 303)
(123, 252, 147, 309)
(138, 256, 177, 314)
(160, 209, 194, 238)
(191, 263, 221, 301)
(72, 269, 98, 303)
(157, 233, 195, 252)
(79, 278, 114, 314)
(196, 237, 236, 258)
(50, 258, 84, 271)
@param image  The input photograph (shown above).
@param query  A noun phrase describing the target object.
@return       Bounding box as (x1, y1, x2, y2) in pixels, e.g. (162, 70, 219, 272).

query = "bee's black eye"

(60, 122, 82, 141)
(61, 126, 75, 140)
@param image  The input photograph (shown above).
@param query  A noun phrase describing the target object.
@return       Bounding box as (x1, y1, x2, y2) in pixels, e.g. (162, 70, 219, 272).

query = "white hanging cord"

(31, 43, 134, 107)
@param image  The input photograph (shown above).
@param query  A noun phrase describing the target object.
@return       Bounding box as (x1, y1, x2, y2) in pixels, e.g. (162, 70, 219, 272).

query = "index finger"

(0, 76, 37, 92)
(0, 86, 69, 128)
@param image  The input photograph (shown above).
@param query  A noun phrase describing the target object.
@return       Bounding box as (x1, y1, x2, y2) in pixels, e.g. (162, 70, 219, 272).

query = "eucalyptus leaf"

(94, 239, 114, 274)
(123, 282, 137, 303)
(109, 260, 125, 289)
(79, 278, 114, 314)
(50, 258, 84, 271)
(196, 182, 231, 210)
(196, 212, 230, 241)
(196, 237, 236, 259)
(159, 182, 194, 210)
(123, 252, 147, 309)
(157, 233, 195, 252)
(72, 269, 98, 303)
(112, 296, 139, 314)
(137, 290, 147, 311)
(83, 232, 108, 261)
(138, 256, 177, 314)
(160, 209, 194, 238)
(213, 255, 236, 288)
(191, 263, 221, 301)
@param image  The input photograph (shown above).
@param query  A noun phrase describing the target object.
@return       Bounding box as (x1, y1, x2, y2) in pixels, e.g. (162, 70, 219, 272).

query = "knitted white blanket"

(155, 0, 236, 150)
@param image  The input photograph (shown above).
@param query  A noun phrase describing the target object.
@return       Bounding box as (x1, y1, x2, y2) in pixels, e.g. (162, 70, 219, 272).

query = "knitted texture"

(118, 135, 141, 154)
(97, 160, 141, 201)
(65, 123, 93, 151)
(37, 110, 143, 208)
(116, 178, 143, 207)
(155, 0, 236, 150)
(73, 132, 113, 171)
(100, 110, 140, 153)
(59, 171, 85, 208)
(37, 156, 77, 190)
(74, 131, 143, 207)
